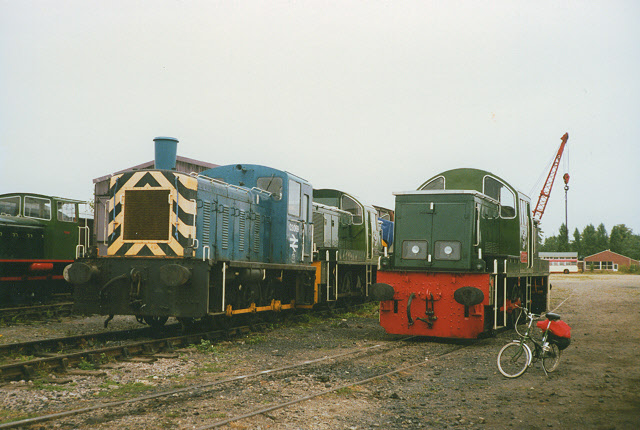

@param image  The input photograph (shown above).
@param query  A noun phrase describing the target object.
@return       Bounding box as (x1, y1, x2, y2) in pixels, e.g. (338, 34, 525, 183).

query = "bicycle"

(497, 306, 564, 378)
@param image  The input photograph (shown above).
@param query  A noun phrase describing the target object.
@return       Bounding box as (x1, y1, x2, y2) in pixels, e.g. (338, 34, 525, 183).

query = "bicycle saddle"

(546, 312, 561, 321)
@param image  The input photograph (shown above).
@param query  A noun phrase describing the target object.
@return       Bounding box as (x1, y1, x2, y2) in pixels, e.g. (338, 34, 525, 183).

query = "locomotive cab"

(201, 164, 314, 265)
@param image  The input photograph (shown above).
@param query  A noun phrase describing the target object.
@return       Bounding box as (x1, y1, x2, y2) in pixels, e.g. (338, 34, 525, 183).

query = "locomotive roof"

(419, 168, 530, 200)
(0, 192, 86, 203)
(200, 164, 310, 185)
(313, 188, 376, 210)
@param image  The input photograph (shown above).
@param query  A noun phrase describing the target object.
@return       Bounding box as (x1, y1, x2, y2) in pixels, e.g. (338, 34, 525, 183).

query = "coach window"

(24, 196, 52, 220)
(0, 196, 20, 216)
(341, 194, 363, 224)
(57, 201, 77, 222)
(288, 179, 301, 217)
(420, 176, 445, 190)
(257, 175, 283, 201)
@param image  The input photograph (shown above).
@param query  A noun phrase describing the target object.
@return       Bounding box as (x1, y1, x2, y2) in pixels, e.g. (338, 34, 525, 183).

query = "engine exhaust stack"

(154, 136, 178, 170)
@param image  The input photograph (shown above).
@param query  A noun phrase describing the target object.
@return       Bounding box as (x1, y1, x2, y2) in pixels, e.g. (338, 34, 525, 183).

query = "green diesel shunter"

(374, 168, 549, 338)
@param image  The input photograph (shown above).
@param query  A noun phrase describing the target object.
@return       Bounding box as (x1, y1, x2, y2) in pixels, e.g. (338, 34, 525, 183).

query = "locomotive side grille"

(239, 210, 246, 252)
(485, 241, 499, 254)
(123, 189, 171, 241)
(313, 211, 324, 247)
(253, 213, 261, 253)
(221, 207, 229, 249)
(202, 201, 211, 244)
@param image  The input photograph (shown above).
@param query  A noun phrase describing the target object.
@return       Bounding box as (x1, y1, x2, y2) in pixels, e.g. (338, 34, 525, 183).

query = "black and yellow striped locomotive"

(65, 137, 384, 327)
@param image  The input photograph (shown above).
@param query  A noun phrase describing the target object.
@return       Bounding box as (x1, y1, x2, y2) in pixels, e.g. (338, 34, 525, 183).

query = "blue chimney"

(154, 137, 178, 170)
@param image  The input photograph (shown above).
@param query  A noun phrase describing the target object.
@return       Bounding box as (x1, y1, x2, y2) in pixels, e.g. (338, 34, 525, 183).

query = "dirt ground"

(1, 274, 639, 429)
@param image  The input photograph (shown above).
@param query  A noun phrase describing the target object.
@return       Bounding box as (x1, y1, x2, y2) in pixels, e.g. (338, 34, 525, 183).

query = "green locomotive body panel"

(313, 189, 382, 264)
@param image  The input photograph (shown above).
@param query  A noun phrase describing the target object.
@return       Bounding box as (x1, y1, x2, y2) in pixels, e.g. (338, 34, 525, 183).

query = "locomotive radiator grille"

(123, 189, 171, 241)
(107, 171, 197, 257)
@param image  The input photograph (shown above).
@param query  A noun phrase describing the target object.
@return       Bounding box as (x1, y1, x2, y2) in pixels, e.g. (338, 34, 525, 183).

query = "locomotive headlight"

(402, 240, 428, 260)
(435, 241, 461, 261)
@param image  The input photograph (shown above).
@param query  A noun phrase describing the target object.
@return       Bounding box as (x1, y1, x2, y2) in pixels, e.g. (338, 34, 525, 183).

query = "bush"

(618, 265, 640, 274)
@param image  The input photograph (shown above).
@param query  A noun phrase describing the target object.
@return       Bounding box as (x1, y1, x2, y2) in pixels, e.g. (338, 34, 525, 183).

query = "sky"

(1, 1, 639, 239)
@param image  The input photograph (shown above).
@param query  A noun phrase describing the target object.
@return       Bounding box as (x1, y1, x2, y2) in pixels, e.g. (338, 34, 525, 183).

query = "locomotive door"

(286, 180, 312, 264)
(395, 202, 434, 269)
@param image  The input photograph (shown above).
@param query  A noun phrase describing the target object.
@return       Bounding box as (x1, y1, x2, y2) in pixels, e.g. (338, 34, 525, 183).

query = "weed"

(335, 387, 354, 396)
(206, 412, 227, 419)
(245, 334, 266, 345)
(78, 357, 96, 370)
(190, 339, 222, 354)
(200, 363, 224, 373)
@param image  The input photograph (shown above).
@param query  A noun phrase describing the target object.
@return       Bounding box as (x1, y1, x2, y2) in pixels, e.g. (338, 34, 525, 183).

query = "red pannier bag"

(537, 319, 572, 338)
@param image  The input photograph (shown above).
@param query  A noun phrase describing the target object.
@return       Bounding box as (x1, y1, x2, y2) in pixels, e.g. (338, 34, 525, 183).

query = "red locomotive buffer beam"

(533, 132, 569, 221)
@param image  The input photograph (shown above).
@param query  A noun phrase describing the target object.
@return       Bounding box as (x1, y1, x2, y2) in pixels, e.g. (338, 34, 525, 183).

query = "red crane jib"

(533, 132, 569, 221)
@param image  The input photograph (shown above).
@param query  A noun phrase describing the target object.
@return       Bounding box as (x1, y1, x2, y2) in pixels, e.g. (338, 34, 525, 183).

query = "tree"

(621, 233, 640, 261)
(581, 224, 598, 257)
(541, 235, 560, 252)
(595, 223, 609, 253)
(572, 228, 582, 257)
(610, 224, 632, 254)
(557, 223, 569, 251)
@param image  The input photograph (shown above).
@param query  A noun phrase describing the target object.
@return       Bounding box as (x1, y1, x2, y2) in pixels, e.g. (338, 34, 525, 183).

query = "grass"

(0, 409, 39, 425)
(29, 379, 75, 392)
(96, 381, 155, 398)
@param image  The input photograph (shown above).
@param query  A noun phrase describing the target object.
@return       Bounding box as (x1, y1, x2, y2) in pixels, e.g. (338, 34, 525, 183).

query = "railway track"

(0, 301, 74, 322)
(0, 328, 479, 429)
(0, 322, 260, 382)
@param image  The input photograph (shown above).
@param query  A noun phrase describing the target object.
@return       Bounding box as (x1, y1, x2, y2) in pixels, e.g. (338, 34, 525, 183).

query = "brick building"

(583, 250, 640, 271)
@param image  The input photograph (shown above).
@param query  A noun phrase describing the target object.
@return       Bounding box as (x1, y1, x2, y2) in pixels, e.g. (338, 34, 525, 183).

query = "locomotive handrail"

(474, 204, 481, 246)
(203, 245, 210, 262)
(75, 244, 85, 259)
(191, 173, 272, 199)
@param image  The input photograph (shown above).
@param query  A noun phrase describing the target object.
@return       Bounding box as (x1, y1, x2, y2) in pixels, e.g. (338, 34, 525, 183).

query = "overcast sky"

(1, 1, 638, 238)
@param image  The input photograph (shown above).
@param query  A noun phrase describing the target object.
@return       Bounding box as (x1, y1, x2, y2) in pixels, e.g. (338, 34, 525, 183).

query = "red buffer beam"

(533, 132, 569, 221)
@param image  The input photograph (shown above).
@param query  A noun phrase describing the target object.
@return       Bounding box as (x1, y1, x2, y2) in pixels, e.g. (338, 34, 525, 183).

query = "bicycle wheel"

(497, 342, 531, 378)
(542, 342, 561, 373)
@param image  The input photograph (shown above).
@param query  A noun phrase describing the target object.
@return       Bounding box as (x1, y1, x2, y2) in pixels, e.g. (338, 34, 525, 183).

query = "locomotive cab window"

(420, 176, 445, 190)
(341, 195, 363, 224)
(483, 176, 516, 219)
(57, 202, 77, 223)
(288, 180, 301, 217)
(24, 196, 51, 220)
(257, 176, 283, 201)
(0, 196, 20, 216)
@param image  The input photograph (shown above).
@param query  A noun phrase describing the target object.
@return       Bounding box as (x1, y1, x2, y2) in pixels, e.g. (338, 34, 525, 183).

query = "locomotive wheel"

(144, 316, 169, 328)
(177, 317, 196, 331)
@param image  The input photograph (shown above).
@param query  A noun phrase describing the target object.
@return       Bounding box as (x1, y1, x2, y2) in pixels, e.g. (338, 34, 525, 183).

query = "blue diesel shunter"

(66, 138, 316, 327)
